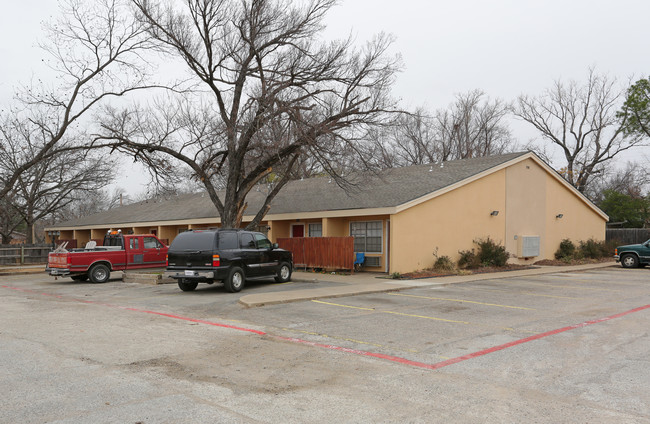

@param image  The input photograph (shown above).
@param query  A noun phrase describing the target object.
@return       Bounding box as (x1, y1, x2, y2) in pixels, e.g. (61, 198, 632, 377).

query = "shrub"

(476, 237, 509, 267)
(554, 238, 615, 261)
(554, 239, 576, 260)
(457, 249, 480, 269)
(578, 238, 613, 259)
(433, 255, 455, 271)
(458, 238, 509, 268)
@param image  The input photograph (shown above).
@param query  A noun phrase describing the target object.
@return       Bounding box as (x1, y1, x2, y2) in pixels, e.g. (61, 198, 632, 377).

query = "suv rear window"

(240, 233, 255, 248)
(218, 232, 238, 250)
(170, 231, 215, 250)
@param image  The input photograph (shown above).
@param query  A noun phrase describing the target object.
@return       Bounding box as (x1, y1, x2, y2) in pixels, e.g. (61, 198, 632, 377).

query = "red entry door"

(292, 225, 304, 237)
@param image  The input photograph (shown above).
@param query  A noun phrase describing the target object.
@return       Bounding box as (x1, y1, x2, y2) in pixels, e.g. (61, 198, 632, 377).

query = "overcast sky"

(2, 0, 650, 193)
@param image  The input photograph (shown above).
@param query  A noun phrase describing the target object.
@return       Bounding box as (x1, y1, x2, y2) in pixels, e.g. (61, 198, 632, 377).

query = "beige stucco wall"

(158, 225, 188, 245)
(504, 159, 548, 262)
(323, 217, 348, 237)
(504, 158, 606, 263)
(74, 229, 91, 246)
(542, 168, 606, 257)
(390, 158, 607, 273)
(390, 170, 507, 273)
(268, 220, 291, 241)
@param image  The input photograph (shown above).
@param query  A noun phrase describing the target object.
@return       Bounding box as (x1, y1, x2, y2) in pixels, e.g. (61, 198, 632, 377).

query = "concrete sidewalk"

(0, 264, 46, 276)
(238, 262, 619, 307)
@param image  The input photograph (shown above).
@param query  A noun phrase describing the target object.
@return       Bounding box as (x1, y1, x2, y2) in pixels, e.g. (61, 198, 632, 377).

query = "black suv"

(165, 229, 293, 293)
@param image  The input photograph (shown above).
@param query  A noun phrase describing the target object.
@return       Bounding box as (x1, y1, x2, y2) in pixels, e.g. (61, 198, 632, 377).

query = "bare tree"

(368, 90, 512, 168)
(586, 162, 650, 204)
(0, 195, 23, 245)
(49, 187, 130, 226)
(514, 69, 644, 193)
(98, 0, 401, 229)
(434, 90, 513, 161)
(8, 148, 114, 243)
(0, 0, 154, 204)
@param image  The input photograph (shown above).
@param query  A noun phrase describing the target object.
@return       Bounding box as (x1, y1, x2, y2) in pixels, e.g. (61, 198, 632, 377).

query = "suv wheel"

(621, 254, 639, 268)
(225, 266, 245, 293)
(178, 279, 198, 292)
(275, 262, 292, 283)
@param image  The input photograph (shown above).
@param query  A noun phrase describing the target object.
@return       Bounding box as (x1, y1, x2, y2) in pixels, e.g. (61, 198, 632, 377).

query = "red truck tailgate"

(48, 253, 69, 269)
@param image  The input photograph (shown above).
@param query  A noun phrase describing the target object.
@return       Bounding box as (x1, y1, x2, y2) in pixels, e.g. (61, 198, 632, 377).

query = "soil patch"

(533, 258, 615, 266)
(400, 264, 536, 280)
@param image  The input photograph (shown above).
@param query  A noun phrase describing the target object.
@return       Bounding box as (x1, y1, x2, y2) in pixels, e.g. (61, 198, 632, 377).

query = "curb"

(239, 262, 619, 307)
(122, 271, 175, 285)
(238, 282, 410, 308)
(0, 266, 46, 277)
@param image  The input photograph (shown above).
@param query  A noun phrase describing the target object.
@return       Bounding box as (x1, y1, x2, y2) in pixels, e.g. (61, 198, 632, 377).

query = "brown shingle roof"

(54, 152, 529, 227)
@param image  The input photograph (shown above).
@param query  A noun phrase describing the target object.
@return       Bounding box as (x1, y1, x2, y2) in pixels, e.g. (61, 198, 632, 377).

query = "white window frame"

(349, 220, 383, 254)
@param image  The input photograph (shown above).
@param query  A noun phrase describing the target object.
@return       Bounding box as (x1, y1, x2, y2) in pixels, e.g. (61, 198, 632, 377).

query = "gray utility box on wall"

(517, 235, 540, 258)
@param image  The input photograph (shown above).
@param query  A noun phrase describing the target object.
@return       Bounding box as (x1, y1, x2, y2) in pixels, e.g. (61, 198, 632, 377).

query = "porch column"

(322, 218, 330, 237)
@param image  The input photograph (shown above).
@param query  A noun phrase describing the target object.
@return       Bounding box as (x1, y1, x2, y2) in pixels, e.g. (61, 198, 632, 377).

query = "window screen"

(309, 223, 322, 237)
(350, 221, 382, 253)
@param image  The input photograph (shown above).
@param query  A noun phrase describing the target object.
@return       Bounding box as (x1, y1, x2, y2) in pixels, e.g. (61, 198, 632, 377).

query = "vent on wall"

(364, 256, 381, 267)
(518, 236, 540, 258)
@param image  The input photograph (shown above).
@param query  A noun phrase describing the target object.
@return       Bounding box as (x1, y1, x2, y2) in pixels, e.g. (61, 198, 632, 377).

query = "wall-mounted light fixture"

(490, 210, 499, 216)
(556, 214, 564, 219)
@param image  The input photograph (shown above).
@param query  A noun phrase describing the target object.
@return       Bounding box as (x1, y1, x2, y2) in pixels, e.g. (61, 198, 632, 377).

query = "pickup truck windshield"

(170, 231, 215, 250)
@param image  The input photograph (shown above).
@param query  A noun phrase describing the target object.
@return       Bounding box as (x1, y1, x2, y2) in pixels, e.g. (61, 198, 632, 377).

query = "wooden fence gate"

(277, 237, 354, 271)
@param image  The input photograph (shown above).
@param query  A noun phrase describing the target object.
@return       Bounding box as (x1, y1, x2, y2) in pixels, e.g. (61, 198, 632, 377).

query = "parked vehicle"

(46, 231, 168, 283)
(165, 228, 293, 293)
(614, 240, 650, 268)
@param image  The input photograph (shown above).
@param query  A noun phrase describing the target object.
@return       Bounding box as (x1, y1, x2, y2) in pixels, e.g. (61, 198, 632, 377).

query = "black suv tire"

(275, 262, 292, 283)
(178, 279, 199, 291)
(224, 266, 245, 293)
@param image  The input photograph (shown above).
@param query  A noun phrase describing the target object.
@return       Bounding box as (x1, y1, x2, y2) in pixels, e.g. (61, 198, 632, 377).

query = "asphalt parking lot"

(1, 266, 649, 423)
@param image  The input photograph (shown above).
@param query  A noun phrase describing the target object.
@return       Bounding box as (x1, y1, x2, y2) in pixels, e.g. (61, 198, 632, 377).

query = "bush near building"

(458, 238, 509, 269)
(552, 238, 616, 263)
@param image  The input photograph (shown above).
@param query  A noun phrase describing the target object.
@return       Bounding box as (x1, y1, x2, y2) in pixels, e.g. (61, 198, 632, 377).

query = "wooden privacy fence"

(0, 244, 53, 265)
(277, 237, 354, 271)
(606, 229, 650, 245)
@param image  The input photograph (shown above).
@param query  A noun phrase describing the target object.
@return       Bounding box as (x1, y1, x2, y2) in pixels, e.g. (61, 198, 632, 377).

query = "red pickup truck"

(46, 231, 168, 283)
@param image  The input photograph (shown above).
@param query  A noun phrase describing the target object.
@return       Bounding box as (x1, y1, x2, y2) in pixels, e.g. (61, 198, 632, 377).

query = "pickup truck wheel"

(275, 262, 292, 283)
(224, 267, 245, 293)
(89, 264, 110, 283)
(178, 279, 198, 292)
(621, 254, 639, 268)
